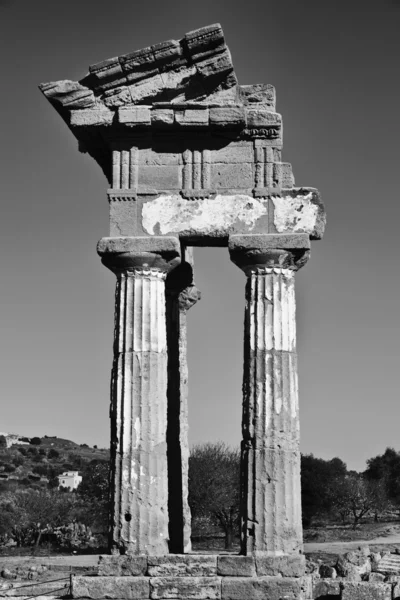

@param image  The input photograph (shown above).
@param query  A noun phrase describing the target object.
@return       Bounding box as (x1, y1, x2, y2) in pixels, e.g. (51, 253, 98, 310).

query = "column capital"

(97, 236, 181, 274)
(229, 234, 311, 274)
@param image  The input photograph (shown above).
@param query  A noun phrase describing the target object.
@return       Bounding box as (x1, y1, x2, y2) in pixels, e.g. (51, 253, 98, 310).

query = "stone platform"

(71, 555, 310, 600)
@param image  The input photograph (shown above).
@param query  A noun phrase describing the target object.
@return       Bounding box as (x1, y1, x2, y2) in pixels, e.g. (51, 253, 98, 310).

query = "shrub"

(30, 437, 42, 446)
(17, 447, 27, 456)
(32, 465, 49, 476)
(48, 449, 59, 459)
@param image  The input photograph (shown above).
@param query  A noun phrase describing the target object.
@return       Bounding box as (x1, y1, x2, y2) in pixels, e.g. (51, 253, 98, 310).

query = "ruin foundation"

(40, 23, 326, 599)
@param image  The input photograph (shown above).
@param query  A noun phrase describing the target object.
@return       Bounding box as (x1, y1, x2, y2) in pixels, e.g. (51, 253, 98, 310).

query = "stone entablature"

(39, 24, 325, 246)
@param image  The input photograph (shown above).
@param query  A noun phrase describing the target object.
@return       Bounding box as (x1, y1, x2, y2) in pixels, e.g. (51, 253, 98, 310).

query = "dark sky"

(0, 0, 399, 472)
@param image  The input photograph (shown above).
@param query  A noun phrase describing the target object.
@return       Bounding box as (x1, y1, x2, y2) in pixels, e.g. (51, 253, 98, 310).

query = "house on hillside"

(57, 471, 82, 491)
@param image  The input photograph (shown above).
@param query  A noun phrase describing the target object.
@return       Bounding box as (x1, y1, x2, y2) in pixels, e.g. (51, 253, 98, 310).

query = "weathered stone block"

(312, 579, 341, 599)
(209, 107, 245, 127)
(185, 24, 225, 60)
(39, 80, 96, 109)
(240, 84, 276, 110)
(211, 163, 253, 189)
(274, 162, 294, 188)
(141, 194, 268, 239)
(217, 556, 256, 577)
(119, 106, 151, 125)
(195, 49, 233, 81)
(175, 108, 209, 126)
(153, 39, 183, 67)
(272, 189, 325, 240)
(70, 108, 114, 127)
(246, 108, 281, 128)
(375, 553, 400, 575)
(210, 143, 253, 164)
(341, 581, 391, 600)
(229, 233, 310, 254)
(119, 46, 158, 82)
(139, 165, 181, 189)
(152, 108, 174, 126)
(221, 576, 301, 600)
(90, 56, 124, 80)
(128, 74, 165, 104)
(255, 554, 306, 577)
(103, 86, 132, 108)
(139, 149, 182, 166)
(368, 572, 386, 582)
(72, 576, 150, 599)
(97, 555, 147, 576)
(97, 235, 181, 257)
(150, 576, 221, 599)
(147, 555, 217, 577)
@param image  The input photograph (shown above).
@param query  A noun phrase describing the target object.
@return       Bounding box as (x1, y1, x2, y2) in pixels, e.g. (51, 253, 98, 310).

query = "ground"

(2, 522, 400, 580)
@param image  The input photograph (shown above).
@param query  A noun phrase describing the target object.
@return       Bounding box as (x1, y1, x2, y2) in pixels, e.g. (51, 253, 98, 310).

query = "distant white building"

(57, 471, 82, 490)
(0, 432, 30, 449)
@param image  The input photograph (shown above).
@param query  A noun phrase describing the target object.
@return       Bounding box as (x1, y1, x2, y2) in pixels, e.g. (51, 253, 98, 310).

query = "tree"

(0, 489, 75, 548)
(77, 460, 109, 530)
(301, 454, 348, 525)
(188, 442, 240, 550)
(30, 437, 42, 446)
(329, 474, 387, 530)
(48, 448, 59, 459)
(365, 447, 400, 507)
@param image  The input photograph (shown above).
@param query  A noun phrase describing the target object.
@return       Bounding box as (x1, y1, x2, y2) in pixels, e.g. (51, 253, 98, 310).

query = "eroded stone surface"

(313, 579, 341, 598)
(148, 555, 216, 577)
(217, 556, 256, 577)
(221, 576, 301, 600)
(142, 195, 267, 237)
(150, 576, 221, 599)
(374, 552, 400, 575)
(97, 555, 147, 576)
(255, 555, 305, 577)
(341, 581, 392, 600)
(72, 576, 150, 599)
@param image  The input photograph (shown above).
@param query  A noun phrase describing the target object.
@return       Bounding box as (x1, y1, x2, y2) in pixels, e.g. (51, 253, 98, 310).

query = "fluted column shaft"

(229, 236, 310, 560)
(110, 267, 169, 555)
(98, 236, 181, 556)
(241, 266, 302, 556)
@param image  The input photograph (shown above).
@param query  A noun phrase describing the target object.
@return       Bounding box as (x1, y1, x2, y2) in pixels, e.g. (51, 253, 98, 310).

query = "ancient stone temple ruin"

(40, 24, 325, 599)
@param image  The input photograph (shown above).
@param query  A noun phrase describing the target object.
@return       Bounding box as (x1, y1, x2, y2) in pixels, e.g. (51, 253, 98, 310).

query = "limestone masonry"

(40, 23, 326, 599)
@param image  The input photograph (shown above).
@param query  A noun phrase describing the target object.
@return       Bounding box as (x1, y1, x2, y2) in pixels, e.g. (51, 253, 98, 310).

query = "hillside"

(0, 433, 109, 488)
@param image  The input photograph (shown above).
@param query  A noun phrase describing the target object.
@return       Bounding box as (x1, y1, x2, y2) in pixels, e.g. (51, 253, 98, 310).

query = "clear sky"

(0, 0, 399, 473)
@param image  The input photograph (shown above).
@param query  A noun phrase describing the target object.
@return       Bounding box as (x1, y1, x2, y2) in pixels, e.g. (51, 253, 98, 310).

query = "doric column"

(229, 234, 310, 568)
(98, 236, 181, 556)
(166, 248, 201, 554)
